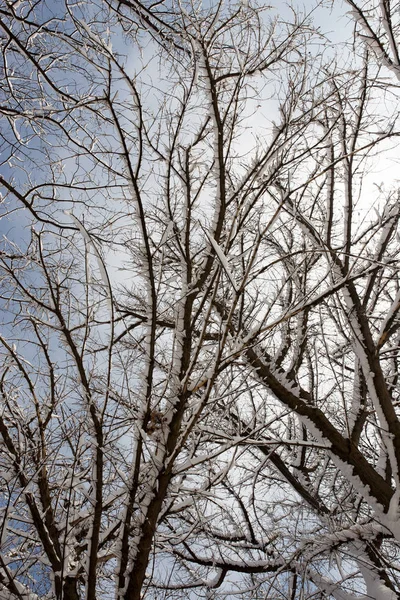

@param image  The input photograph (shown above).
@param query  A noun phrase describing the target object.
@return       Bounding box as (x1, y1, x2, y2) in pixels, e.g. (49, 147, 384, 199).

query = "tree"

(1, 0, 400, 598)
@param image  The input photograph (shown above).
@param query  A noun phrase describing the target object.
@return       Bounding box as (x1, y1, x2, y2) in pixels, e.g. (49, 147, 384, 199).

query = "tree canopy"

(1, 1, 400, 598)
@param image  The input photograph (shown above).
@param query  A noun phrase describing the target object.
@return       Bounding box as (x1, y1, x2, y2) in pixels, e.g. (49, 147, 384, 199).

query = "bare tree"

(1, 1, 400, 599)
